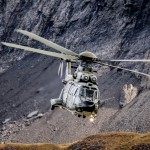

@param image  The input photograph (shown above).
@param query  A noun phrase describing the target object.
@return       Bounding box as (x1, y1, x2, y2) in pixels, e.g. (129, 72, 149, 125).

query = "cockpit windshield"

(80, 86, 98, 100)
(86, 89, 94, 98)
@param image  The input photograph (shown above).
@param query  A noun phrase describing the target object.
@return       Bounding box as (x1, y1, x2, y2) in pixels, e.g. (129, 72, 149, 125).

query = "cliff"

(0, 0, 150, 144)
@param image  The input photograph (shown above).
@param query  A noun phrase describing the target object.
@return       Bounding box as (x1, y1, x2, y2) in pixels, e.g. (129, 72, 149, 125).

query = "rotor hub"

(79, 51, 97, 61)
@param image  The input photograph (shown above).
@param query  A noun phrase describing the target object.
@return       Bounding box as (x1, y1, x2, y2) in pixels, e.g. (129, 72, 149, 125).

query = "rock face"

(0, 0, 150, 143)
(1, 0, 150, 74)
(27, 110, 38, 119)
(119, 84, 138, 108)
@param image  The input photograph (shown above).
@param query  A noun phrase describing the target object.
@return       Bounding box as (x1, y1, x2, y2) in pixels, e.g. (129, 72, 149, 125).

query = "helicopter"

(1, 29, 150, 121)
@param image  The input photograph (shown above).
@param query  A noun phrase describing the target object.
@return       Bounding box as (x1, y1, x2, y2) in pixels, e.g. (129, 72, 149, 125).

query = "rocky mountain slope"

(0, 0, 150, 144)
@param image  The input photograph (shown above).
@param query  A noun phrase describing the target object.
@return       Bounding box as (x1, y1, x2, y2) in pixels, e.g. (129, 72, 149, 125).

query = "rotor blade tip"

(1, 42, 6, 45)
(15, 29, 20, 32)
(16, 29, 24, 33)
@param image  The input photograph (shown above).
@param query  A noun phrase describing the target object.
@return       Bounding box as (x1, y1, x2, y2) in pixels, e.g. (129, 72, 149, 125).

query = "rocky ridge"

(1, 132, 150, 150)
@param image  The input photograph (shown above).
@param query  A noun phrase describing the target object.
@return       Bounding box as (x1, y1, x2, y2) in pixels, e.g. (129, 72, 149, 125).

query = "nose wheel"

(83, 115, 86, 118)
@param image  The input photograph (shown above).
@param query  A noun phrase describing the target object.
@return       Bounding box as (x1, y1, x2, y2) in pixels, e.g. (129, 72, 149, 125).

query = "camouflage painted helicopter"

(1, 30, 150, 121)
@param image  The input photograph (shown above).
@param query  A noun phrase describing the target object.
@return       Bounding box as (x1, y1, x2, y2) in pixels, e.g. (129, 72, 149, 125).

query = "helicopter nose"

(82, 101, 94, 106)
(78, 101, 95, 112)
(76, 101, 96, 112)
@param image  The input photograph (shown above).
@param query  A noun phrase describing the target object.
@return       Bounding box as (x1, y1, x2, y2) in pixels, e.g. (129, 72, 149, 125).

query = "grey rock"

(119, 84, 138, 108)
(27, 110, 38, 119)
(37, 113, 44, 118)
(3, 118, 11, 124)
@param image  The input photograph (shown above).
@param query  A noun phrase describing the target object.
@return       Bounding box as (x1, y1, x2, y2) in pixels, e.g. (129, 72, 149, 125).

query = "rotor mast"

(66, 61, 71, 75)
(65, 60, 72, 81)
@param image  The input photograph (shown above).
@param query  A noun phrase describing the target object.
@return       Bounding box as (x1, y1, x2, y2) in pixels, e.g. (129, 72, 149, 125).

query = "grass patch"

(1, 132, 150, 150)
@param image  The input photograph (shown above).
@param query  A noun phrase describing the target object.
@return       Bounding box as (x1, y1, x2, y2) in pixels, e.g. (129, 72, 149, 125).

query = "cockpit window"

(80, 87, 85, 97)
(94, 91, 97, 99)
(86, 89, 94, 98)
(80, 86, 98, 100)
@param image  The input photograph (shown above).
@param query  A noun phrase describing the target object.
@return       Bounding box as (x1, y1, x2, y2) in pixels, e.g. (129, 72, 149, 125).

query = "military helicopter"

(1, 30, 150, 121)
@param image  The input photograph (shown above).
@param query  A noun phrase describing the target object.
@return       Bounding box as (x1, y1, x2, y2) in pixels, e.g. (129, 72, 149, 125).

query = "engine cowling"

(81, 74, 89, 81)
(76, 72, 97, 83)
(90, 75, 97, 83)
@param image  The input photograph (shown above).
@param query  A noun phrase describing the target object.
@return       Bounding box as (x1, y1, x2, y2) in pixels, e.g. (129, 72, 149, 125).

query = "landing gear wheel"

(51, 105, 55, 110)
(83, 115, 86, 118)
(78, 114, 81, 117)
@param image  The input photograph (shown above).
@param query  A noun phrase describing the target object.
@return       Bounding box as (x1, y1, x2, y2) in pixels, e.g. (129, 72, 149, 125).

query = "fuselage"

(51, 64, 100, 118)
(62, 80, 100, 117)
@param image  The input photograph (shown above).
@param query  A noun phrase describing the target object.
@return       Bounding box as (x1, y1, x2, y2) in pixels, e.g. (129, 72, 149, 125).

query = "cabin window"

(68, 85, 73, 94)
(68, 84, 77, 95)
(80, 87, 85, 97)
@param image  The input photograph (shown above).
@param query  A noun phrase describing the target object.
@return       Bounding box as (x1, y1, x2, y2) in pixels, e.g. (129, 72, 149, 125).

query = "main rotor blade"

(109, 59, 150, 62)
(97, 61, 150, 77)
(1, 42, 78, 60)
(16, 29, 78, 56)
